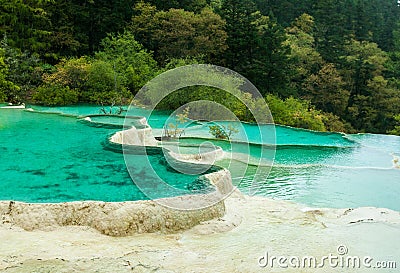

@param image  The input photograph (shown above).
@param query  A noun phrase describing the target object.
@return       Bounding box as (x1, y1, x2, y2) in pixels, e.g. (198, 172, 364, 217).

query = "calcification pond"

(0, 105, 399, 211)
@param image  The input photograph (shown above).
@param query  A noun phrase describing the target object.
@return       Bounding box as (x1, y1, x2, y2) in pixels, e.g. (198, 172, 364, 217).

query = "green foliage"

(0, 0, 52, 54)
(219, 2, 292, 96)
(321, 113, 354, 133)
(312, 0, 351, 63)
(340, 40, 399, 133)
(88, 90, 131, 106)
(162, 57, 201, 71)
(209, 125, 228, 139)
(250, 13, 292, 96)
(235, 92, 272, 123)
(0, 48, 19, 102)
(218, 0, 258, 71)
(0, 91, 5, 103)
(348, 76, 400, 133)
(342, 39, 388, 94)
(285, 14, 323, 94)
(33, 84, 78, 106)
(1, 0, 400, 134)
(388, 115, 400, 136)
(131, 3, 227, 63)
(164, 107, 190, 138)
(385, 51, 400, 89)
(41, 53, 137, 105)
(176, 107, 190, 123)
(209, 124, 238, 140)
(142, 60, 277, 124)
(155, 85, 246, 120)
(0, 37, 43, 103)
(84, 61, 118, 94)
(146, 0, 209, 12)
(42, 0, 136, 59)
(303, 63, 350, 117)
(84, 61, 131, 104)
(265, 94, 326, 131)
(96, 31, 158, 94)
(39, 56, 132, 105)
(42, 57, 90, 90)
(142, 63, 244, 109)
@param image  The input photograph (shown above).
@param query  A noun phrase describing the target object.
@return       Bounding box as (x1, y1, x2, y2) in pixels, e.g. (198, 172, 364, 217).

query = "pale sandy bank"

(1, 191, 399, 273)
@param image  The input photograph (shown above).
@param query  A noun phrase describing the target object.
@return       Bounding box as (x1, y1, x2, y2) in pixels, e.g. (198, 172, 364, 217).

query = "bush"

(209, 125, 228, 139)
(82, 60, 132, 104)
(42, 57, 90, 89)
(0, 90, 6, 102)
(96, 31, 158, 94)
(321, 112, 355, 133)
(33, 84, 78, 106)
(209, 124, 238, 140)
(266, 94, 326, 131)
(388, 115, 400, 136)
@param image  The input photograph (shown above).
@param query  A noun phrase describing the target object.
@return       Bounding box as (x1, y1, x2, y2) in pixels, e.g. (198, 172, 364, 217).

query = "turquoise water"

(178, 127, 399, 210)
(1, 105, 399, 211)
(0, 107, 213, 202)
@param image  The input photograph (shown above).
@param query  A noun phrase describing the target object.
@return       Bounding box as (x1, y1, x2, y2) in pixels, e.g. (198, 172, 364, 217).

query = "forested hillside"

(1, 0, 400, 134)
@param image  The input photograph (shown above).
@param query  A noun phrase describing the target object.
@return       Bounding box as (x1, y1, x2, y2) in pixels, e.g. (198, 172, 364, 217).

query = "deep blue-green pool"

(0, 105, 399, 211)
(0, 106, 214, 202)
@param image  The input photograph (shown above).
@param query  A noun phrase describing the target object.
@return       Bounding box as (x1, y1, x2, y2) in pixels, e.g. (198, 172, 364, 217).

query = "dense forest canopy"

(0, 0, 400, 134)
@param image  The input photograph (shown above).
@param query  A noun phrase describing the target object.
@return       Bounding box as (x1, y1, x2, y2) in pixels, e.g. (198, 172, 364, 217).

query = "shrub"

(209, 124, 238, 140)
(266, 94, 326, 131)
(0, 90, 6, 102)
(388, 115, 400, 136)
(33, 84, 78, 106)
(321, 112, 355, 133)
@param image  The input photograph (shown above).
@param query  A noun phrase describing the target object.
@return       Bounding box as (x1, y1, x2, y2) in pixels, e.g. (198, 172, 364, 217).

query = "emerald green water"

(0, 107, 213, 202)
(1, 105, 399, 211)
(178, 128, 400, 210)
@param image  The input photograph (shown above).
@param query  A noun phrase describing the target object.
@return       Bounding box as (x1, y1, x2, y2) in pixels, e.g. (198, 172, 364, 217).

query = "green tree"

(32, 84, 78, 106)
(341, 39, 388, 97)
(321, 112, 354, 133)
(385, 21, 400, 90)
(146, 0, 209, 12)
(0, 0, 52, 54)
(340, 39, 398, 132)
(253, 0, 313, 27)
(0, 37, 42, 103)
(41, 57, 90, 90)
(0, 48, 18, 102)
(38, 56, 89, 105)
(250, 12, 292, 96)
(209, 124, 238, 140)
(164, 107, 190, 138)
(41, 0, 84, 62)
(96, 31, 158, 94)
(130, 4, 227, 64)
(312, 0, 351, 63)
(388, 114, 400, 135)
(285, 13, 323, 95)
(347, 76, 400, 132)
(84, 60, 131, 104)
(303, 63, 350, 117)
(265, 94, 326, 131)
(218, 0, 258, 71)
